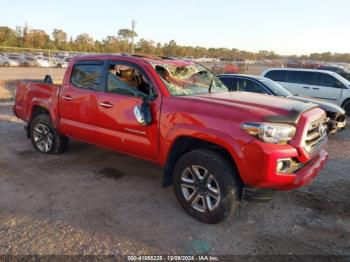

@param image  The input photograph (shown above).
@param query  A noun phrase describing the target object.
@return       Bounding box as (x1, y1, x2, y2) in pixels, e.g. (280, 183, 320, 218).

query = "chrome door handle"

(313, 87, 320, 90)
(99, 102, 113, 108)
(303, 86, 310, 89)
(62, 95, 72, 100)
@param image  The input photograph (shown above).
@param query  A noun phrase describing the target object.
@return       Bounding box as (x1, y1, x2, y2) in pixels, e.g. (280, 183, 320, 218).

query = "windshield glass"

(152, 63, 228, 96)
(259, 78, 292, 96)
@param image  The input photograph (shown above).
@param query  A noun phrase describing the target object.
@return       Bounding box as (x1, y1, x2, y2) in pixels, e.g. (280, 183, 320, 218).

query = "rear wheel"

(343, 100, 350, 116)
(4, 62, 10, 67)
(29, 114, 69, 154)
(173, 149, 241, 223)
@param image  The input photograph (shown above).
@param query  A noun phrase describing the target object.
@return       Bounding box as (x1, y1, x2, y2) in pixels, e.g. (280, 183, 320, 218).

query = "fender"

(26, 83, 61, 128)
(159, 124, 250, 180)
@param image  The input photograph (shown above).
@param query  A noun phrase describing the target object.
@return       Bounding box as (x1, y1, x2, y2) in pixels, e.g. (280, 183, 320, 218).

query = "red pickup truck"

(14, 54, 329, 223)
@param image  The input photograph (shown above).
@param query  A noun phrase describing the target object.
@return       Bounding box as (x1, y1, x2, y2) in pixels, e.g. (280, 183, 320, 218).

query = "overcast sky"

(1, 0, 349, 55)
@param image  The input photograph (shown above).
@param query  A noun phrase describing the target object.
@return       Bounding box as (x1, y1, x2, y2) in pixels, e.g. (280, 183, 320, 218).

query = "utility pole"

(131, 19, 136, 54)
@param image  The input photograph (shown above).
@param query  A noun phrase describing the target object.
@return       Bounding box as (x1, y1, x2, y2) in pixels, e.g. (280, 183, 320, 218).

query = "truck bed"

(14, 79, 61, 126)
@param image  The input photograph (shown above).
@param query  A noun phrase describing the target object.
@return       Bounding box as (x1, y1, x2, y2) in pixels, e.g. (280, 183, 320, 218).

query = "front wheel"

(173, 149, 241, 223)
(29, 114, 69, 154)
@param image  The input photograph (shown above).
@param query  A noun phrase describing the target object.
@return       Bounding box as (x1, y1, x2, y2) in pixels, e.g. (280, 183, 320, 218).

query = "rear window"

(265, 70, 287, 82)
(71, 64, 102, 90)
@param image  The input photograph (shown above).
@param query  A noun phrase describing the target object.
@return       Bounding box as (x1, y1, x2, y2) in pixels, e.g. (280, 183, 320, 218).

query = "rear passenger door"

(59, 61, 104, 143)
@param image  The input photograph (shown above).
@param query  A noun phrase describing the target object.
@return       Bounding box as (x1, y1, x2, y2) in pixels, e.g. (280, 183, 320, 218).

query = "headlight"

(241, 122, 296, 144)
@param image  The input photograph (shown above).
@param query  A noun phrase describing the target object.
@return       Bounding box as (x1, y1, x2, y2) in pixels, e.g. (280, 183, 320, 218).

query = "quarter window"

(71, 64, 102, 90)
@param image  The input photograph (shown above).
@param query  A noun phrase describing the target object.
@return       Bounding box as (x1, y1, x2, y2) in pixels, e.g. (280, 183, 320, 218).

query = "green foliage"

(0, 25, 349, 63)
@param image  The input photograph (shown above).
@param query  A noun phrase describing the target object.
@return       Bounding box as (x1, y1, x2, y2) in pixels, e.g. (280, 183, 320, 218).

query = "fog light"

(276, 159, 292, 173)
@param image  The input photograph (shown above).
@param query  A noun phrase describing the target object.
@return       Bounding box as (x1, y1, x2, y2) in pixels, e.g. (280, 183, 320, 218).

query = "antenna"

(131, 19, 137, 54)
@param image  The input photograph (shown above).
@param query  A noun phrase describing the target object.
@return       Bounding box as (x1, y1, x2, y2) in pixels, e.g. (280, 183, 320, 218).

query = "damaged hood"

(187, 91, 318, 124)
(287, 95, 345, 115)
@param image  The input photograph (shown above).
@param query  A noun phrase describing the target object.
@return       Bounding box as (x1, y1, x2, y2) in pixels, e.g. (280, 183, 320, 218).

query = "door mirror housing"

(134, 98, 152, 126)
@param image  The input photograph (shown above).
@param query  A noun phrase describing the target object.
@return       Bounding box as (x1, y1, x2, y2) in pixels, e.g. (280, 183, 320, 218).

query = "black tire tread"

(29, 114, 69, 154)
(173, 149, 241, 224)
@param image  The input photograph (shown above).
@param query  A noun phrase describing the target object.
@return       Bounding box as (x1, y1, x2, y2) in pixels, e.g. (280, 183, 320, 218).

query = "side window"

(231, 79, 238, 91)
(107, 63, 151, 96)
(265, 70, 286, 82)
(314, 73, 341, 88)
(219, 77, 233, 90)
(236, 79, 266, 93)
(289, 71, 314, 85)
(295, 72, 314, 85)
(71, 64, 102, 90)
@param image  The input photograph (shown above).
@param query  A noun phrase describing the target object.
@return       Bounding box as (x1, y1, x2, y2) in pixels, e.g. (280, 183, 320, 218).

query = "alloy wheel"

(32, 123, 53, 153)
(180, 165, 221, 213)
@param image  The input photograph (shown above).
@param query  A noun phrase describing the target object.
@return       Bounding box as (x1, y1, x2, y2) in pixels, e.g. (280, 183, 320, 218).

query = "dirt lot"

(0, 103, 349, 255)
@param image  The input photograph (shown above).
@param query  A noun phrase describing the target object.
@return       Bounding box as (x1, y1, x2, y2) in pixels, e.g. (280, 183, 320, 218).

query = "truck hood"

(188, 91, 318, 124)
(287, 95, 345, 115)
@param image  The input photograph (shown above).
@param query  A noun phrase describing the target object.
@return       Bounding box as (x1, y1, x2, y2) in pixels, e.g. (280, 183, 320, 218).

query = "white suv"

(262, 68, 350, 115)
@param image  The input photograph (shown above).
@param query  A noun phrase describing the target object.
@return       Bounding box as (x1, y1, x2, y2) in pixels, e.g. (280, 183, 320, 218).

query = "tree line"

(0, 25, 349, 63)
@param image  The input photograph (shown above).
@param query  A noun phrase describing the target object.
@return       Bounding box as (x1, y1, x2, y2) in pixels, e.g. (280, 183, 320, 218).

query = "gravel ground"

(0, 105, 349, 256)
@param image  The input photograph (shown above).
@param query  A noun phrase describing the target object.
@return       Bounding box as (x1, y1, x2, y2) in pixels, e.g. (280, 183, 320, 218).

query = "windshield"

(259, 78, 292, 97)
(152, 63, 228, 96)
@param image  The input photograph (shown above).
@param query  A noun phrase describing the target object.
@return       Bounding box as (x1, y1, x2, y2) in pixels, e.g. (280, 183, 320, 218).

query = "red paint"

(14, 54, 328, 191)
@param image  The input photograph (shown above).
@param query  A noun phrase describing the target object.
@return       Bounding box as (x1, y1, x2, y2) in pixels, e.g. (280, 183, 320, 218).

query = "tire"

(343, 100, 350, 117)
(4, 62, 10, 67)
(29, 114, 69, 154)
(173, 149, 241, 224)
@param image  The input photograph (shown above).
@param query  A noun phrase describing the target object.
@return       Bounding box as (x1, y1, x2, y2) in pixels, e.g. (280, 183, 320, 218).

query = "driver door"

(93, 60, 161, 161)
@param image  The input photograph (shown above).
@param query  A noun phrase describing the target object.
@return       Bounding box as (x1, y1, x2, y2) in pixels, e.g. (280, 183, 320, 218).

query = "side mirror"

(133, 99, 152, 126)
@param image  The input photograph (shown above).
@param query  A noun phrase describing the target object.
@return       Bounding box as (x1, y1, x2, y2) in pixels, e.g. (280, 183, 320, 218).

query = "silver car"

(0, 55, 20, 67)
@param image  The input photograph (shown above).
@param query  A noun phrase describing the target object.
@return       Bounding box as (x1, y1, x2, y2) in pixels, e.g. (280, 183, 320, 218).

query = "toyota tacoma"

(14, 54, 329, 223)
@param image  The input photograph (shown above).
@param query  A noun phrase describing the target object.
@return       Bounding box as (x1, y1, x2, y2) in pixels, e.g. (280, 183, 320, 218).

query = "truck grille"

(304, 116, 328, 154)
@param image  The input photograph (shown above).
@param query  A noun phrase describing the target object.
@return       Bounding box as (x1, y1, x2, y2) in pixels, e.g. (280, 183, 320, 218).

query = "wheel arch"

(27, 105, 52, 138)
(162, 135, 245, 187)
(341, 98, 350, 116)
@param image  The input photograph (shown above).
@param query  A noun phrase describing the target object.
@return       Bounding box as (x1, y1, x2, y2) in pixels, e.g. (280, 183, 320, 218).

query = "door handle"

(62, 95, 72, 101)
(99, 102, 113, 108)
(312, 87, 320, 90)
(303, 86, 310, 89)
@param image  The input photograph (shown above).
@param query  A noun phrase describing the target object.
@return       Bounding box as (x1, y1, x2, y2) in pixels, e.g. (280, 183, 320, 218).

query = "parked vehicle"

(0, 55, 19, 67)
(219, 74, 346, 134)
(14, 54, 329, 223)
(304, 60, 321, 69)
(318, 65, 350, 81)
(212, 62, 240, 74)
(262, 68, 350, 116)
(18, 55, 38, 67)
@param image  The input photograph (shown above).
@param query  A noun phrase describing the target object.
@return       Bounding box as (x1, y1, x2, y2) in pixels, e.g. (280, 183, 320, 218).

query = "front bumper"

(241, 139, 328, 191)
